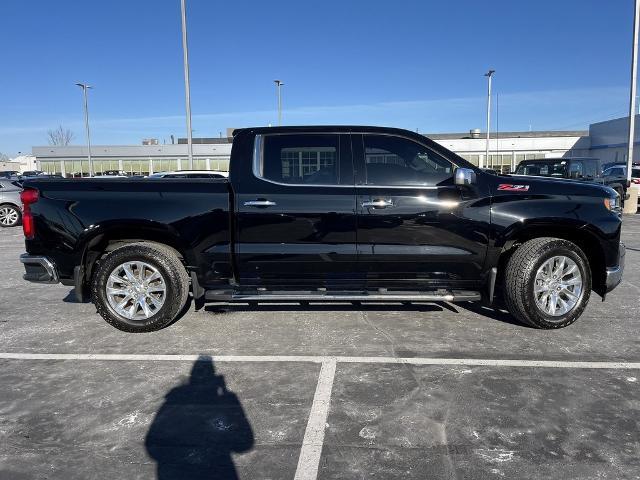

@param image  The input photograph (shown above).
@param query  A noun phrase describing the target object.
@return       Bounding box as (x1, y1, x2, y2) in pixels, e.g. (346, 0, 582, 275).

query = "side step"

(205, 289, 481, 303)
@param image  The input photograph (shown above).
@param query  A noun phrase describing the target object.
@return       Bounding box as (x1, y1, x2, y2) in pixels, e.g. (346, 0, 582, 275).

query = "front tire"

(0, 204, 21, 227)
(503, 238, 591, 329)
(91, 242, 190, 332)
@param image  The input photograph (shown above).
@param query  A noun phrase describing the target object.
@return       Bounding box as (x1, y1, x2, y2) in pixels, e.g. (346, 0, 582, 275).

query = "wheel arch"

(77, 222, 194, 296)
(495, 223, 606, 296)
(0, 201, 21, 211)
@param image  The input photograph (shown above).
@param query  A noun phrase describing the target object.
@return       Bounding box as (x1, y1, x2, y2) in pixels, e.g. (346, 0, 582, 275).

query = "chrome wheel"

(0, 206, 19, 226)
(105, 261, 166, 321)
(534, 256, 583, 317)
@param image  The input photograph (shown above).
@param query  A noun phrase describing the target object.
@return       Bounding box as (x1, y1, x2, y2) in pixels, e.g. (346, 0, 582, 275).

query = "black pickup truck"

(19, 126, 625, 332)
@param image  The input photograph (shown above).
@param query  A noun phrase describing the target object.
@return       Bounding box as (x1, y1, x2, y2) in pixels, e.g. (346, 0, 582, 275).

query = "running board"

(205, 289, 481, 303)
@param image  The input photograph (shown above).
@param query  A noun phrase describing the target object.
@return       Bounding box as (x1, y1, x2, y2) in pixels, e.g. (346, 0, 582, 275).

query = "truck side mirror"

(454, 168, 476, 186)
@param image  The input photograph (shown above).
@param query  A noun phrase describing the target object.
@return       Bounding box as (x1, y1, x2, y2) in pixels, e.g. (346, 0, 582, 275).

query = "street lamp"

(180, 0, 194, 169)
(274, 80, 284, 126)
(75, 83, 94, 177)
(627, 0, 640, 188)
(483, 70, 495, 169)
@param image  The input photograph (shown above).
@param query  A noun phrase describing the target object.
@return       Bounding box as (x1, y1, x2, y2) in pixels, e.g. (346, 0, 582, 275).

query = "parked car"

(16, 173, 62, 182)
(100, 170, 130, 177)
(0, 179, 23, 227)
(601, 164, 640, 185)
(147, 170, 228, 179)
(86, 175, 129, 179)
(20, 170, 44, 177)
(514, 157, 628, 200)
(0, 170, 20, 179)
(19, 126, 624, 332)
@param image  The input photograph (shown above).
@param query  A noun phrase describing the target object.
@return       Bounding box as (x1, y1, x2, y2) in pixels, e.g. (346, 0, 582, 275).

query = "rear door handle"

(362, 199, 394, 209)
(244, 200, 277, 207)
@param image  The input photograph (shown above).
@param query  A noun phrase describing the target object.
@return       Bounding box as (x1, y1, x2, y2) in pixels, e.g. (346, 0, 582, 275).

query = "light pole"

(627, 0, 640, 188)
(180, 0, 194, 169)
(483, 70, 495, 169)
(274, 80, 284, 126)
(75, 83, 94, 177)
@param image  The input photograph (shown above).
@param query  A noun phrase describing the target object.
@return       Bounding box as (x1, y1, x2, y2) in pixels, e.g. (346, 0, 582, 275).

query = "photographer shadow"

(145, 356, 254, 480)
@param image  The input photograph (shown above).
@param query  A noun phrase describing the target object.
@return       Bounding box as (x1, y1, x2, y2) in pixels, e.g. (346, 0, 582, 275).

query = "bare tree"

(47, 126, 74, 146)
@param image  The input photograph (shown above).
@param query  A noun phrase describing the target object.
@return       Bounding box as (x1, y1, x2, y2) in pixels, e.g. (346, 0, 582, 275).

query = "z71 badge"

(497, 184, 530, 192)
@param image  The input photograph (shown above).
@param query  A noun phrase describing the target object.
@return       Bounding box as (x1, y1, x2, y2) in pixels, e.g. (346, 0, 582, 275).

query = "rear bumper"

(604, 243, 625, 293)
(20, 254, 59, 284)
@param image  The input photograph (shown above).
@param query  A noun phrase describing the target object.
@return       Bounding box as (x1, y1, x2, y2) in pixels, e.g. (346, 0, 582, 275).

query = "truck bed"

(23, 178, 232, 285)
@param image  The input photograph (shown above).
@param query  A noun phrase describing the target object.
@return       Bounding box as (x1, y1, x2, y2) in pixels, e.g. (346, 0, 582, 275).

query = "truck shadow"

(62, 289, 92, 304)
(60, 288, 528, 328)
(203, 301, 529, 328)
(455, 302, 533, 328)
(145, 355, 254, 480)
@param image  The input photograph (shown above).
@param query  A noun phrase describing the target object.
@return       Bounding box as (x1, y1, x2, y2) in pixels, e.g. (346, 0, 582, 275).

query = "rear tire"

(503, 237, 591, 329)
(91, 242, 190, 332)
(0, 204, 21, 227)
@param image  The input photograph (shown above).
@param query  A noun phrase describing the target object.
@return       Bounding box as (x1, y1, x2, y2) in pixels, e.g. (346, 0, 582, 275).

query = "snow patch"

(475, 448, 515, 463)
(116, 411, 140, 428)
(359, 426, 377, 441)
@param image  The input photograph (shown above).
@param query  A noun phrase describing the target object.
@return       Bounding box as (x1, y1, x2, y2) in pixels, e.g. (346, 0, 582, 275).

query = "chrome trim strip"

(20, 254, 59, 284)
(251, 133, 457, 190)
(244, 200, 277, 207)
(226, 293, 481, 302)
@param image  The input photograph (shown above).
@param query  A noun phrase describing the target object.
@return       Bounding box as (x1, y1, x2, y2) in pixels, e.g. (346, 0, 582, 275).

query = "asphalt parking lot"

(1, 218, 639, 480)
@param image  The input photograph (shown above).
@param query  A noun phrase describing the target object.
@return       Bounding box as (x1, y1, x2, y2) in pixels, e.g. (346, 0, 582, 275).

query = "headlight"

(604, 196, 620, 211)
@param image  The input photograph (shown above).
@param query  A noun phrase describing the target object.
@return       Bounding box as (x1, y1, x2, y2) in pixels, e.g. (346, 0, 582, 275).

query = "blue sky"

(0, 0, 635, 155)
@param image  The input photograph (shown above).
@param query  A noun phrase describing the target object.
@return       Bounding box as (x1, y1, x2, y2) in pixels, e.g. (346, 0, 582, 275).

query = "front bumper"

(604, 243, 625, 293)
(20, 254, 59, 284)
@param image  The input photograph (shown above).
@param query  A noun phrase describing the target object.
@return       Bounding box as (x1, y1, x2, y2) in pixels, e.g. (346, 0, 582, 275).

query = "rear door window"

(515, 161, 566, 176)
(260, 134, 345, 185)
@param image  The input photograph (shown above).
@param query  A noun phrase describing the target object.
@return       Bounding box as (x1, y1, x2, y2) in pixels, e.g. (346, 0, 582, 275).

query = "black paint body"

(22, 126, 623, 298)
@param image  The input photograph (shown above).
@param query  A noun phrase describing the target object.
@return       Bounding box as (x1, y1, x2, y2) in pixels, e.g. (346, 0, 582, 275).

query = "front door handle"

(362, 199, 394, 209)
(244, 200, 277, 207)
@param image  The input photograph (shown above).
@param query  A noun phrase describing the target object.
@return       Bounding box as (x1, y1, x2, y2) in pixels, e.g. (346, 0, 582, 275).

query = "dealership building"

(31, 115, 639, 176)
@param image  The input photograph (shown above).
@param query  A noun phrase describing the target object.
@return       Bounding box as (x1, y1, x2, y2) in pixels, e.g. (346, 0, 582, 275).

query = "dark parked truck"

(514, 157, 629, 201)
(19, 126, 625, 332)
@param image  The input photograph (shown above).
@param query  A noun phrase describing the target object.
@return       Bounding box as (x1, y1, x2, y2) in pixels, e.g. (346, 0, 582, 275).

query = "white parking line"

(0, 353, 639, 369)
(294, 360, 336, 480)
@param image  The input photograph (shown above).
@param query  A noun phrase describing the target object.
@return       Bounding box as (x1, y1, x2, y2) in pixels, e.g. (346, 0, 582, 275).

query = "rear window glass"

(261, 134, 340, 185)
(515, 161, 567, 177)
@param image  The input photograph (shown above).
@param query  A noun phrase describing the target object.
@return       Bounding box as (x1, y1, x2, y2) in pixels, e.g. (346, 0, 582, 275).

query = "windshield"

(603, 166, 640, 177)
(515, 161, 568, 177)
